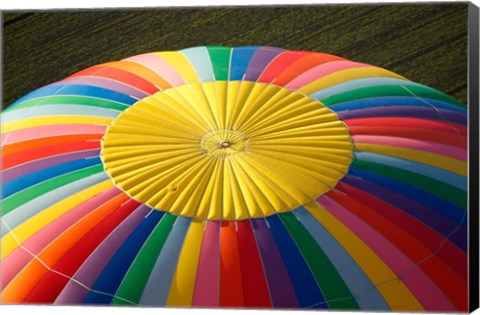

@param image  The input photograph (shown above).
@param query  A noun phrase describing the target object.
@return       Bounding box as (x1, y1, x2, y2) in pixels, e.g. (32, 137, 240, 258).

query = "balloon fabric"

(0, 46, 468, 312)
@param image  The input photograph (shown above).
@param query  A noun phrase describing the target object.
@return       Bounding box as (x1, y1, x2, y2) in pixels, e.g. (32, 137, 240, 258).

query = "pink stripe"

(125, 53, 185, 87)
(353, 135, 467, 161)
(285, 61, 371, 90)
(192, 220, 220, 307)
(0, 187, 122, 288)
(1, 124, 106, 145)
(316, 195, 456, 311)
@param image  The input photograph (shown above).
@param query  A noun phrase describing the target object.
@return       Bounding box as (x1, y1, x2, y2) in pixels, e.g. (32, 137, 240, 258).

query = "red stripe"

(348, 126, 466, 148)
(330, 184, 467, 309)
(23, 198, 140, 303)
(258, 51, 311, 83)
(219, 221, 245, 307)
(69, 65, 159, 94)
(268, 53, 344, 86)
(236, 220, 272, 308)
(2, 141, 100, 169)
(344, 117, 467, 135)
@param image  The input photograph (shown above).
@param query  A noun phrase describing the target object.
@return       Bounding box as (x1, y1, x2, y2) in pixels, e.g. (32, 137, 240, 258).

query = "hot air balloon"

(0, 46, 468, 312)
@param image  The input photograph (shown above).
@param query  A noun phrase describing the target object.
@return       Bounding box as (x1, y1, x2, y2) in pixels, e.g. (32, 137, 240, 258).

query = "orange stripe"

(69, 66, 160, 94)
(2, 134, 103, 156)
(272, 53, 343, 86)
(98, 61, 172, 90)
(219, 221, 245, 307)
(0, 193, 129, 303)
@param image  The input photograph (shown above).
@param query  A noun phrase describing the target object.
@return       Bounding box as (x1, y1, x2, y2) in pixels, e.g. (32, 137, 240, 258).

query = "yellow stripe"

(297, 67, 407, 95)
(355, 143, 467, 176)
(166, 219, 205, 306)
(0, 180, 113, 259)
(153, 52, 200, 84)
(304, 202, 424, 311)
(1, 116, 112, 133)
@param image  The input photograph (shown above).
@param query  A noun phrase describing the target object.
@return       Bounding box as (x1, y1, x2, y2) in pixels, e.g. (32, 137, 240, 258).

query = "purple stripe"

(55, 77, 149, 99)
(251, 218, 299, 308)
(54, 204, 151, 304)
(340, 175, 467, 249)
(337, 106, 467, 125)
(2, 149, 100, 183)
(244, 47, 285, 82)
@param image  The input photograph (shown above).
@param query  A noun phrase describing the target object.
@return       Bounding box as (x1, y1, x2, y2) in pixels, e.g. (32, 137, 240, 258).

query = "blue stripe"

(3, 157, 102, 198)
(294, 207, 390, 310)
(327, 96, 466, 113)
(348, 166, 465, 226)
(83, 210, 164, 304)
(10, 84, 137, 108)
(265, 215, 326, 308)
(354, 152, 467, 191)
(229, 46, 259, 80)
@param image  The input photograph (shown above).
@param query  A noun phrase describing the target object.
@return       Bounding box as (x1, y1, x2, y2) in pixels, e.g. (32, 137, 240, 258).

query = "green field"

(2, 3, 468, 107)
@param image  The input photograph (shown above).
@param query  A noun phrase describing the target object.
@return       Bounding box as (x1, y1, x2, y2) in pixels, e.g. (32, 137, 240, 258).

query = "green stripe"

(320, 85, 465, 108)
(207, 46, 231, 81)
(1, 164, 103, 216)
(279, 212, 360, 309)
(112, 213, 177, 305)
(351, 159, 466, 208)
(4, 95, 129, 112)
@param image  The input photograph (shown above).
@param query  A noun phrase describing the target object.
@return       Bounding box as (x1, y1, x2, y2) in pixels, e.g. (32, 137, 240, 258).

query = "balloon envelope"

(0, 46, 468, 312)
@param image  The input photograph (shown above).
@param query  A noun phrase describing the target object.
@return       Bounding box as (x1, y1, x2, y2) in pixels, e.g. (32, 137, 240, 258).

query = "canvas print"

(1, 2, 478, 313)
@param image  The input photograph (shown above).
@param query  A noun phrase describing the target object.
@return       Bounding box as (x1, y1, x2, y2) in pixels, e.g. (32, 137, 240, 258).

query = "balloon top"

(101, 81, 354, 220)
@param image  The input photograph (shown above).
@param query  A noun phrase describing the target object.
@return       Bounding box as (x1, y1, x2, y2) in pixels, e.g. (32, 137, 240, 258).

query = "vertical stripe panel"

(112, 213, 177, 305)
(192, 220, 221, 307)
(139, 216, 192, 306)
(250, 218, 299, 308)
(166, 219, 206, 306)
(236, 220, 271, 308)
(219, 221, 245, 307)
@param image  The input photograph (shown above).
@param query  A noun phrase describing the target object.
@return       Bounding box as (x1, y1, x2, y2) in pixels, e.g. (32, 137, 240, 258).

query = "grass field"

(2, 3, 468, 107)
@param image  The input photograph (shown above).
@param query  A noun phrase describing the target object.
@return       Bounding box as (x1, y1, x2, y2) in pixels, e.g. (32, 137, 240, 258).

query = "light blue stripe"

(310, 78, 418, 100)
(1, 105, 120, 124)
(139, 216, 192, 306)
(181, 46, 215, 82)
(354, 151, 466, 191)
(0, 172, 109, 237)
(294, 207, 390, 310)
